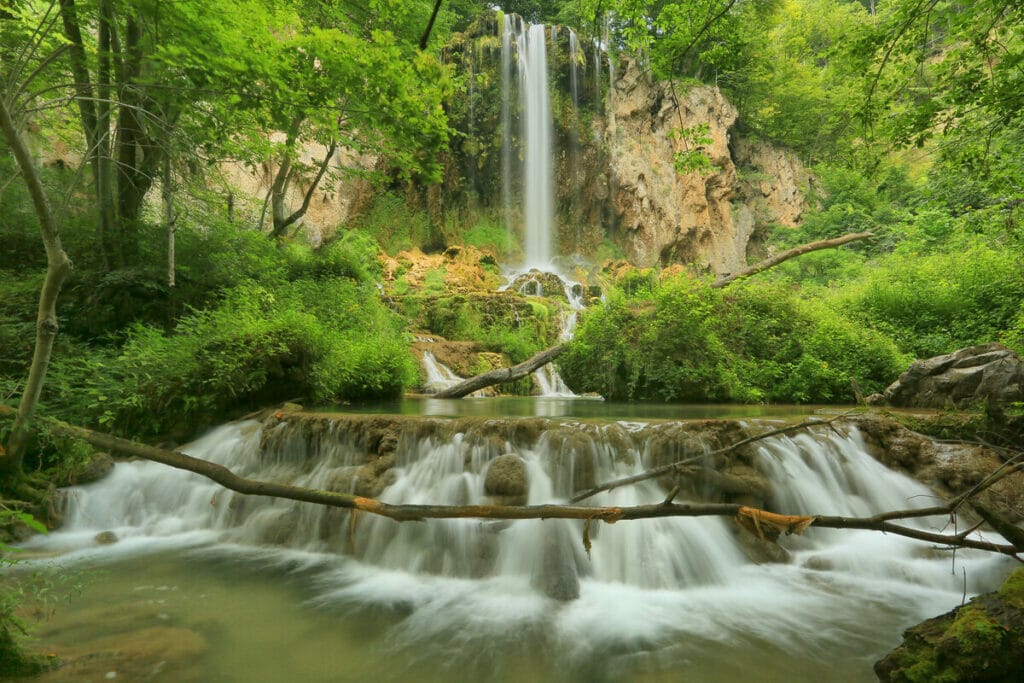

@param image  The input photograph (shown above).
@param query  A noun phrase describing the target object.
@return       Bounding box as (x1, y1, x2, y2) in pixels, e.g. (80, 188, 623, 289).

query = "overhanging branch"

(1, 406, 1019, 558)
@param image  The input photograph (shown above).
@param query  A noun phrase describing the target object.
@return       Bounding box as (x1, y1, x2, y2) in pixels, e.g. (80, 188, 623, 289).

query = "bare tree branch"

(711, 232, 875, 288)
(433, 344, 568, 398)
(1, 407, 1019, 558)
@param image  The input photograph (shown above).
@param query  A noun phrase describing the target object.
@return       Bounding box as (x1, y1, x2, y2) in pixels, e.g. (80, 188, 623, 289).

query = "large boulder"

(873, 344, 1024, 409)
(875, 567, 1024, 682)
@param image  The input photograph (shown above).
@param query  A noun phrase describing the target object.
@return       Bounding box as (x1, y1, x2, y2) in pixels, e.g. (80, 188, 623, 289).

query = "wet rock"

(37, 626, 207, 683)
(510, 270, 567, 299)
(61, 452, 115, 487)
(875, 567, 1024, 682)
(880, 343, 1024, 409)
(532, 523, 580, 602)
(484, 454, 527, 498)
(94, 531, 118, 545)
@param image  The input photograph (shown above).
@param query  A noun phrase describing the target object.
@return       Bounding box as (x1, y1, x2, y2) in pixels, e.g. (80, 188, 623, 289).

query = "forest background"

(0, 0, 1022, 510)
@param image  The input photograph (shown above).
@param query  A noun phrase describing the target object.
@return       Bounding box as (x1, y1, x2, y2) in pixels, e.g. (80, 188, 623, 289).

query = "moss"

(998, 567, 1024, 609)
(947, 605, 1007, 654)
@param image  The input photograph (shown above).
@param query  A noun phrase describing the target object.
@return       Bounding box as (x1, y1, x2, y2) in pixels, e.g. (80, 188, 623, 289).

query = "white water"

(420, 351, 464, 394)
(517, 22, 555, 269)
(26, 418, 1013, 682)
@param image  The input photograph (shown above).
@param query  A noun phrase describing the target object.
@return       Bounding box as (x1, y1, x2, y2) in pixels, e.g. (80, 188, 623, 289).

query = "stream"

(16, 406, 1015, 682)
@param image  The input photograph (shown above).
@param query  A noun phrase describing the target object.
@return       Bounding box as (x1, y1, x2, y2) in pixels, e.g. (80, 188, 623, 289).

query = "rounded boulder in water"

(484, 453, 528, 498)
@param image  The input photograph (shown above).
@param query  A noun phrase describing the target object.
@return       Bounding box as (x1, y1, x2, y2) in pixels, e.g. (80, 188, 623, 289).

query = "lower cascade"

(29, 415, 1013, 681)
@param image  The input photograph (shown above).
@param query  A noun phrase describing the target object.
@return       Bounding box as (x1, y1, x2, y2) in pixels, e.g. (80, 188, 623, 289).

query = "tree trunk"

(59, 0, 117, 270)
(0, 94, 72, 478)
(164, 132, 176, 288)
(433, 345, 568, 398)
(710, 232, 874, 288)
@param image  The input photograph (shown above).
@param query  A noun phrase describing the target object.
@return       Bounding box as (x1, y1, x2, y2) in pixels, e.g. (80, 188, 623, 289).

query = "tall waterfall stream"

(22, 413, 1014, 681)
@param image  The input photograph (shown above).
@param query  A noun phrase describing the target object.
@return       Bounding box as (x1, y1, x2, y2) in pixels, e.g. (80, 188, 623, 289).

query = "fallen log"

(0, 405, 1019, 557)
(433, 344, 567, 399)
(711, 231, 874, 288)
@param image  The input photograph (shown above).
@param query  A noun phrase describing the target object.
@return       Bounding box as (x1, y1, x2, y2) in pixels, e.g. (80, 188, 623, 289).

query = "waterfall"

(603, 15, 616, 137)
(516, 22, 555, 269)
(420, 351, 464, 394)
(29, 417, 1013, 678)
(500, 14, 513, 242)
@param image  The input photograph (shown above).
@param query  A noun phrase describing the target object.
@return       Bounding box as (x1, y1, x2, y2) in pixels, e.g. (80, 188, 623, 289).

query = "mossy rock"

(875, 567, 1024, 682)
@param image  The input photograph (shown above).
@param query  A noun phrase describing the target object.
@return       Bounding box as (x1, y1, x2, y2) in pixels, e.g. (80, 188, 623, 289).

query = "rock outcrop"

(870, 344, 1024, 409)
(607, 57, 811, 273)
(875, 567, 1024, 683)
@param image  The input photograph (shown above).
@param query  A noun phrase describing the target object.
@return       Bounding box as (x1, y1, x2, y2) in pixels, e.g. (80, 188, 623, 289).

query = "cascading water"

(420, 351, 465, 394)
(500, 14, 514, 241)
(516, 22, 555, 269)
(27, 416, 1013, 681)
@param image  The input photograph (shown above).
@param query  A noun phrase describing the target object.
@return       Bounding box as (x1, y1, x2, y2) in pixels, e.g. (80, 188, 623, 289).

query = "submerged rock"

(533, 522, 581, 602)
(873, 343, 1024, 409)
(875, 567, 1024, 682)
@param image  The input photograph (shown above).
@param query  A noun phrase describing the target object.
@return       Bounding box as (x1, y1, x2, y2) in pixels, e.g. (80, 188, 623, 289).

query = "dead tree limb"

(570, 414, 852, 503)
(434, 344, 567, 398)
(711, 231, 874, 288)
(1, 406, 1019, 558)
(436, 232, 874, 400)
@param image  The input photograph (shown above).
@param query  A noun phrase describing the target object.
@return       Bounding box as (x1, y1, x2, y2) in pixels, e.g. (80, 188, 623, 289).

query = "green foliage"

(44, 278, 416, 437)
(844, 245, 1024, 358)
(416, 294, 555, 364)
(669, 124, 714, 175)
(355, 193, 439, 253)
(461, 217, 515, 258)
(563, 277, 908, 403)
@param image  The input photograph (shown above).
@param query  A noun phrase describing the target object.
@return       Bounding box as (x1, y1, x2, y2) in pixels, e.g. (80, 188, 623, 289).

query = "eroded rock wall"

(606, 57, 810, 273)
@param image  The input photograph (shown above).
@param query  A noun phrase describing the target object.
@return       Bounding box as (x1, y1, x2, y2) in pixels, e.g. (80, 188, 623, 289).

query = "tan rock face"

(606, 57, 811, 274)
(218, 137, 377, 243)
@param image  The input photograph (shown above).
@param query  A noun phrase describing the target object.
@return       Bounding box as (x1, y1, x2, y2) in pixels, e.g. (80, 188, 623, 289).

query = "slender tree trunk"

(59, 0, 116, 270)
(96, 0, 119, 267)
(163, 132, 175, 288)
(0, 94, 72, 478)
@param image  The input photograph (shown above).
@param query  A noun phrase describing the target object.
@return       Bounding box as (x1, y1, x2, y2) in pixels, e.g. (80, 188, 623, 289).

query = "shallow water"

(323, 397, 844, 420)
(14, 415, 1015, 682)
(22, 544, 1003, 683)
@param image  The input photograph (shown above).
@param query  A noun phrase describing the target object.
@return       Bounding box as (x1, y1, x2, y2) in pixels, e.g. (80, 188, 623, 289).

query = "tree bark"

(433, 344, 568, 398)
(0, 406, 1017, 557)
(271, 139, 337, 240)
(711, 231, 874, 288)
(0, 94, 72, 478)
(59, 0, 117, 270)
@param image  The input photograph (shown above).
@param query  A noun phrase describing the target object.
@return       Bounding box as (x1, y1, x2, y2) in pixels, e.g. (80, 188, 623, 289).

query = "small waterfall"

(31, 418, 1013, 677)
(421, 351, 464, 394)
(568, 29, 582, 245)
(603, 15, 616, 137)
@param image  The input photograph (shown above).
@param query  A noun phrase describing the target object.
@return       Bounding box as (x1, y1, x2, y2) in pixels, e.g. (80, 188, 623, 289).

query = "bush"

(844, 245, 1024, 358)
(45, 278, 416, 437)
(562, 277, 909, 403)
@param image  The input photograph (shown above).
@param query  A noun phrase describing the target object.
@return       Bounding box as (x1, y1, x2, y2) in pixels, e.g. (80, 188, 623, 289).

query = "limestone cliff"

(606, 57, 811, 273)
(436, 17, 813, 275)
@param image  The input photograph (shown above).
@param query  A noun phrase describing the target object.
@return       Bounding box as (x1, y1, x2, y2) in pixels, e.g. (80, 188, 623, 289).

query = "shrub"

(45, 278, 416, 437)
